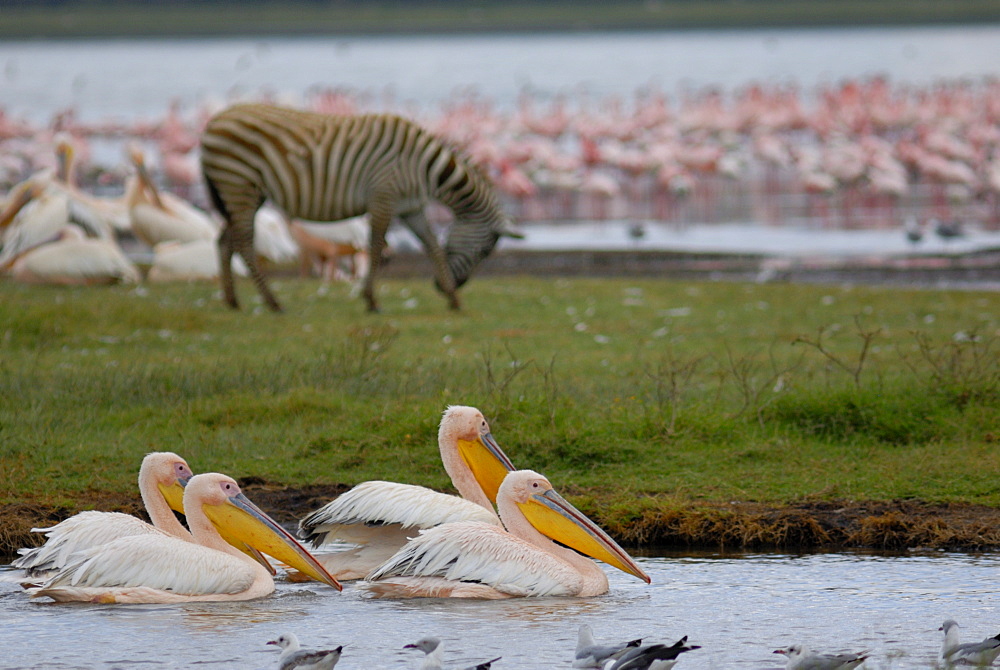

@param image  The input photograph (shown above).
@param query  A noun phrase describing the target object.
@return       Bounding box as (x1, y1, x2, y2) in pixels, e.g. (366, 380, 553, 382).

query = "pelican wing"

(13, 511, 165, 576)
(366, 521, 580, 597)
(34, 534, 254, 596)
(299, 481, 501, 547)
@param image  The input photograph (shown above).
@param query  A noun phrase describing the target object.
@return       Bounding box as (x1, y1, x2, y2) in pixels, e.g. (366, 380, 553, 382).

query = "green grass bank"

(3, 0, 999, 39)
(1, 275, 998, 556)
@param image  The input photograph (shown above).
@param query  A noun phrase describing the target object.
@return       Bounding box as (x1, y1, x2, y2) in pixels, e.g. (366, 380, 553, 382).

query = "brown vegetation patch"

(5, 485, 1000, 560)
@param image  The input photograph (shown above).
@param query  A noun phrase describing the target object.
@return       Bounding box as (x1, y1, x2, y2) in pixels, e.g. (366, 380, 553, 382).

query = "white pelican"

(26, 473, 341, 603)
(147, 238, 249, 283)
(297, 405, 516, 580)
(364, 469, 651, 598)
(8, 224, 141, 285)
(13, 451, 193, 577)
(268, 633, 343, 670)
(127, 145, 217, 247)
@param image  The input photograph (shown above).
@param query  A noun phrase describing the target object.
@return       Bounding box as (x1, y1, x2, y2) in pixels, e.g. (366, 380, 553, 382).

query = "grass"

(1, 274, 998, 518)
(3, 0, 999, 39)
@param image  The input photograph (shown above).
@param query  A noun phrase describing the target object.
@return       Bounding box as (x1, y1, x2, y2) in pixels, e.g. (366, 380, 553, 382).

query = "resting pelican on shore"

(297, 405, 516, 580)
(26, 473, 341, 603)
(8, 223, 141, 285)
(364, 469, 651, 598)
(127, 145, 217, 247)
(13, 452, 193, 577)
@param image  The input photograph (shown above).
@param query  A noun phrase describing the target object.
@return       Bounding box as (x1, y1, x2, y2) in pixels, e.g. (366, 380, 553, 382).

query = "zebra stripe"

(201, 103, 519, 312)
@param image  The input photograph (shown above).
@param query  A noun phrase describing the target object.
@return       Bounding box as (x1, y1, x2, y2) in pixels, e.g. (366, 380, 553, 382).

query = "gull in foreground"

(939, 619, 1000, 667)
(609, 636, 701, 670)
(773, 644, 868, 670)
(404, 637, 500, 670)
(268, 633, 343, 670)
(573, 623, 643, 668)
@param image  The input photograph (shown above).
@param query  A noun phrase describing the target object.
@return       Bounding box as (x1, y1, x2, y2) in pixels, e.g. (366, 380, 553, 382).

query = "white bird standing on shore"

(26, 473, 341, 603)
(364, 469, 651, 598)
(267, 633, 343, 670)
(8, 223, 141, 285)
(13, 452, 193, 577)
(297, 406, 516, 580)
(773, 644, 868, 670)
(939, 619, 1000, 667)
(573, 624, 643, 668)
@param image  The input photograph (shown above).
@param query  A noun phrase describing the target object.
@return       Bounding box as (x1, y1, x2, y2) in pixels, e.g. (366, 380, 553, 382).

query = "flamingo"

(25, 473, 341, 603)
(363, 469, 651, 598)
(297, 406, 516, 580)
(13, 452, 193, 577)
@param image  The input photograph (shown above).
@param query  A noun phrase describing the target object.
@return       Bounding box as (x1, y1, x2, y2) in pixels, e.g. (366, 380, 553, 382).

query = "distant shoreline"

(3, 1, 1000, 40)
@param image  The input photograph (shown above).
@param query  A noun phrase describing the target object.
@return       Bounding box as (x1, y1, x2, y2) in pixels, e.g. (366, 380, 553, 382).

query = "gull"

(609, 636, 701, 670)
(773, 644, 868, 670)
(939, 619, 1000, 667)
(404, 637, 500, 670)
(573, 623, 642, 668)
(268, 633, 343, 670)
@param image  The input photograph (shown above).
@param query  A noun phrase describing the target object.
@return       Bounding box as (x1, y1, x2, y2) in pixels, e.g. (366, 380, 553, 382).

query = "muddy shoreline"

(6, 481, 1000, 560)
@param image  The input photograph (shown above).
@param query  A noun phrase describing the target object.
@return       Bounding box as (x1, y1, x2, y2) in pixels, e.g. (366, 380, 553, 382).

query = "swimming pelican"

(297, 405, 516, 580)
(268, 632, 343, 670)
(26, 473, 341, 603)
(13, 452, 193, 577)
(364, 469, 651, 598)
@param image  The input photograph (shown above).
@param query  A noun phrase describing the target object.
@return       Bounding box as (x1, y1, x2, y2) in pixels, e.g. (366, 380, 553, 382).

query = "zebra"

(199, 103, 523, 313)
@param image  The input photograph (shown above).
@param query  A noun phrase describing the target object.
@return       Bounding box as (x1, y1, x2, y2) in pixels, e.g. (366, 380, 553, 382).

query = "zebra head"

(443, 213, 523, 288)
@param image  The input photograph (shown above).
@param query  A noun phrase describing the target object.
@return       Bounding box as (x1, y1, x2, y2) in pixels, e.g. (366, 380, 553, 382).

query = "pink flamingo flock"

(2, 75, 1000, 233)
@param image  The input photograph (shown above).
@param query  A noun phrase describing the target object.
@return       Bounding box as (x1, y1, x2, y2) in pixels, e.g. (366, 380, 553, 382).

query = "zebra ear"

(497, 219, 526, 239)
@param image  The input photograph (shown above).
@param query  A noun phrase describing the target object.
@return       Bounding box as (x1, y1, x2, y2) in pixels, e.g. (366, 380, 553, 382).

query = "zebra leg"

(362, 210, 391, 313)
(226, 210, 284, 313)
(399, 210, 460, 311)
(217, 225, 241, 310)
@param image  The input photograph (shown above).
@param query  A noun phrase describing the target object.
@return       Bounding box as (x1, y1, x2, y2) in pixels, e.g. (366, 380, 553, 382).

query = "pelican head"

(54, 134, 76, 184)
(504, 470, 651, 583)
(440, 405, 515, 503)
(194, 474, 342, 590)
(139, 451, 194, 515)
(404, 636, 442, 654)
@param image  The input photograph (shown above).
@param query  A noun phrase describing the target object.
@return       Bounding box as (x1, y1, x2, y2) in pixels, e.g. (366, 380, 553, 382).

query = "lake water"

(3, 25, 1000, 124)
(2, 550, 998, 669)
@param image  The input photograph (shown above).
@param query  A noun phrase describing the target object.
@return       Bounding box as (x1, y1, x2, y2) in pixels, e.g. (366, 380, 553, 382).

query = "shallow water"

(3, 550, 998, 669)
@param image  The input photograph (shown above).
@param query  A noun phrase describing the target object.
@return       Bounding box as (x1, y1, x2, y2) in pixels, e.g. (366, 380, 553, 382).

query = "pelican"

(26, 473, 341, 603)
(8, 224, 141, 285)
(127, 145, 217, 247)
(147, 238, 249, 283)
(13, 451, 193, 577)
(297, 405, 516, 580)
(364, 469, 651, 598)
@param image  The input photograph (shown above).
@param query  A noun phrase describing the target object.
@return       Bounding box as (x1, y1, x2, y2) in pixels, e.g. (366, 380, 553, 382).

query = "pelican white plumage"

(364, 469, 651, 599)
(13, 452, 193, 577)
(127, 145, 217, 247)
(297, 405, 516, 580)
(267, 632, 343, 670)
(772, 645, 868, 670)
(147, 238, 248, 282)
(255, 205, 300, 265)
(26, 473, 341, 603)
(939, 619, 1000, 668)
(8, 224, 141, 285)
(574, 624, 643, 668)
